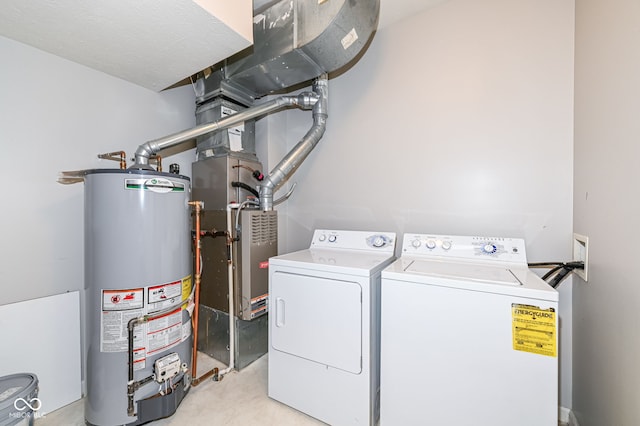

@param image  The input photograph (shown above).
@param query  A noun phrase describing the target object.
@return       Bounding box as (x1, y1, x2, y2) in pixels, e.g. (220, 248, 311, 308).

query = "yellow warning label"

(512, 304, 557, 357)
(181, 275, 192, 301)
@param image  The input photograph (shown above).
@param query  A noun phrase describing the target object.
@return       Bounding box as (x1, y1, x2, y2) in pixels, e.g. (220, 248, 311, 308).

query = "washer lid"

(383, 258, 558, 301)
(404, 260, 522, 286)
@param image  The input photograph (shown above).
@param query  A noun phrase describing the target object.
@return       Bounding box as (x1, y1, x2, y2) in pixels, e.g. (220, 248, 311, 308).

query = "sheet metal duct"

(124, 0, 379, 376)
(132, 0, 379, 208)
(196, 0, 380, 103)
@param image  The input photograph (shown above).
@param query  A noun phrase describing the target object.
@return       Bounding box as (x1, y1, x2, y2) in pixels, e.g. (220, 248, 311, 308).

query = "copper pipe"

(188, 201, 203, 384)
(150, 155, 162, 172)
(188, 201, 218, 386)
(97, 151, 127, 169)
(192, 368, 216, 386)
(188, 201, 225, 386)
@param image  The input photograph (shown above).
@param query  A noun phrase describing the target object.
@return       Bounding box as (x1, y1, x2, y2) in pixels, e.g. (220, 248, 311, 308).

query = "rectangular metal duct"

(195, 0, 379, 103)
(194, 98, 257, 161)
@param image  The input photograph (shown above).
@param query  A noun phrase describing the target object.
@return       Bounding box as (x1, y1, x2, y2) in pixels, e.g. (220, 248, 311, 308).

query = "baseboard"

(559, 406, 580, 426)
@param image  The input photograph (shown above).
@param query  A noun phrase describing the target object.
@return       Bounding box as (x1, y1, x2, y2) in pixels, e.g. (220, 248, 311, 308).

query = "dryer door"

(271, 271, 362, 374)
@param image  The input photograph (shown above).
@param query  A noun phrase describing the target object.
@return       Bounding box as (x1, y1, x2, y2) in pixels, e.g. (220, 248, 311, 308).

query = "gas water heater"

(84, 169, 193, 426)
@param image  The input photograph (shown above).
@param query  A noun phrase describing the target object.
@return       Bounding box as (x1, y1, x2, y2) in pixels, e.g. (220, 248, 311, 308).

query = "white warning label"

(133, 347, 146, 371)
(101, 308, 144, 352)
(182, 321, 191, 343)
(222, 105, 244, 152)
(148, 280, 182, 312)
(341, 28, 359, 50)
(147, 308, 183, 356)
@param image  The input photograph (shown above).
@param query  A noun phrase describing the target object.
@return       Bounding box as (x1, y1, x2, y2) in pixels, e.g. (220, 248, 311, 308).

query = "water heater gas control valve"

(154, 353, 182, 383)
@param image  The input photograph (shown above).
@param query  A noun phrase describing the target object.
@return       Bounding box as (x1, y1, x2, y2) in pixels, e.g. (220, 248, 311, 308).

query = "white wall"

(0, 36, 196, 398)
(0, 36, 196, 306)
(273, 0, 575, 409)
(0, 292, 81, 413)
(0, 0, 578, 414)
(573, 0, 640, 424)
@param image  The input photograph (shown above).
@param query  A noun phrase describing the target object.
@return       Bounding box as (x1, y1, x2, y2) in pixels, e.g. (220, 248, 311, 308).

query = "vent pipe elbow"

(132, 144, 157, 170)
(311, 77, 329, 118)
(259, 75, 328, 210)
(295, 92, 320, 109)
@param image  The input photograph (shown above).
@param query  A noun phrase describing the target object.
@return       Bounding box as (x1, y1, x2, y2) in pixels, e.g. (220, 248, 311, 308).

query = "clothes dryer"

(268, 229, 396, 425)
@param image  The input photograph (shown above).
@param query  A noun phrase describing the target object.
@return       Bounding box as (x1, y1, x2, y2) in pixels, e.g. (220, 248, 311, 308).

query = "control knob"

(442, 241, 452, 251)
(426, 239, 436, 249)
(483, 243, 497, 254)
(372, 236, 386, 248)
(328, 235, 337, 243)
(411, 239, 422, 248)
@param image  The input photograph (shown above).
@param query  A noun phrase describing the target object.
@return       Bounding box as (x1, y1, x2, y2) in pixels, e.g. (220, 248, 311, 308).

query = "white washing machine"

(380, 234, 559, 426)
(268, 229, 397, 425)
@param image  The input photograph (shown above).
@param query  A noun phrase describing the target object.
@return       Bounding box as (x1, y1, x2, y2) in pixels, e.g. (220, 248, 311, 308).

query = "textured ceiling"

(0, 0, 447, 91)
(0, 0, 253, 91)
(250, 0, 449, 29)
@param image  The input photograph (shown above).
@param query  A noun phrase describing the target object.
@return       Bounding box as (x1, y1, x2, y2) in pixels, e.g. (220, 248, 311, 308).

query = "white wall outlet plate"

(573, 233, 589, 282)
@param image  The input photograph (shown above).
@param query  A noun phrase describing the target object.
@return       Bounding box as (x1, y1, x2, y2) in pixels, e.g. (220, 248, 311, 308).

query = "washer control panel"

(311, 230, 396, 252)
(402, 233, 527, 264)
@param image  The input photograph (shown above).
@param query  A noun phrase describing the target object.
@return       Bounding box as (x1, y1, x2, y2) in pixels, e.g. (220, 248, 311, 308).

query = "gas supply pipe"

(188, 200, 218, 386)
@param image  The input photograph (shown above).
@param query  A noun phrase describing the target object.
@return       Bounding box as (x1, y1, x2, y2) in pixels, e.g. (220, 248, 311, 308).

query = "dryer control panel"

(311, 229, 396, 252)
(402, 233, 527, 265)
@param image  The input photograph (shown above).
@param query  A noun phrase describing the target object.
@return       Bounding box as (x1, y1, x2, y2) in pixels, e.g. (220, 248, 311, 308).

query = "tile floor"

(36, 352, 569, 426)
(36, 353, 322, 426)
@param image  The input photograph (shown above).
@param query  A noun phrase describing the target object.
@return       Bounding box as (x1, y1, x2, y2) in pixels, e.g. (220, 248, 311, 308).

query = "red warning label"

(102, 288, 144, 311)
